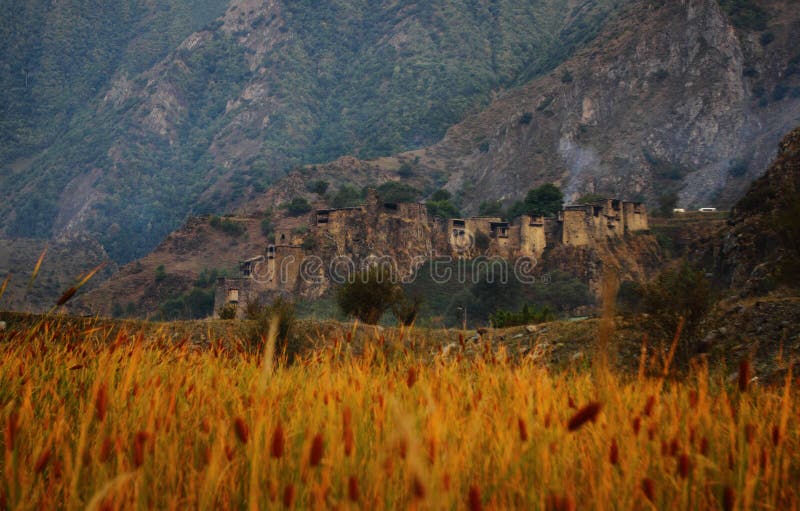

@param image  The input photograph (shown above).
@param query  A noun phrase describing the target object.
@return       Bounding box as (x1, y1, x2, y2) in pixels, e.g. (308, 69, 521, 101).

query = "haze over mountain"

(1, 0, 799, 292)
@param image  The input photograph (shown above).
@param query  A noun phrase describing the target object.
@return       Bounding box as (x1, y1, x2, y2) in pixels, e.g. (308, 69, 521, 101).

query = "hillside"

(0, 235, 115, 313)
(265, 0, 800, 216)
(0, 0, 626, 262)
(695, 126, 800, 294)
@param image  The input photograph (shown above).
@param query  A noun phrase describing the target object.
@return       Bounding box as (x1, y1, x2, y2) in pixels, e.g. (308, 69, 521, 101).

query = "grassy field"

(0, 315, 797, 510)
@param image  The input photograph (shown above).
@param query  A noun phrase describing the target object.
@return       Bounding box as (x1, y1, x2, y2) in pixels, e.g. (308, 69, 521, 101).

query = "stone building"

(214, 190, 648, 317)
(559, 199, 648, 246)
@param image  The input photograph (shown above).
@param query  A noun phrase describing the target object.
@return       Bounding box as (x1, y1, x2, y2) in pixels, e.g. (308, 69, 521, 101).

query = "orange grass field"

(0, 318, 798, 511)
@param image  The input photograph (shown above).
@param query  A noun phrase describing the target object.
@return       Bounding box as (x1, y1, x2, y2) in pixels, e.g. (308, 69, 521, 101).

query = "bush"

(478, 200, 504, 217)
(616, 280, 644, 314)
(331, 185, 363, 208)
(286, 197, 312, 216)
(641, 261, 713, 364)
(209, 215, 246, 236)
(519, 112, 533, 125)
(426, 199, 461, 219)
(218, 303, 238, 319)
(306, 180, 329, 195)
(507, 183, 563, 218)
(397, 162, 415, 178)
(560, 70, 573, 83)
(490, 304, 555, 328)
(336, 265, 401, 324)
(155, 265, 166, 282)
(718, 0, 768, 31)
(392, 294, 422, 326)
(376, 182, 422, 203)
(431, 189, 452, 202)
(248, 296, 298, 358)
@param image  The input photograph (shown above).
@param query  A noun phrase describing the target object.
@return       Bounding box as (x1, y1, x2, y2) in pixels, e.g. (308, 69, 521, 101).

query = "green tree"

(508, 184, 563, 218)
(336, 265, 401, 324)
(376, 182, 422, 203)
(307, 180, 329, 195)
(478, 200, 504, 217)
(286, 197, 312, 216)
(331, 185, 363, 208)
(641, 261, 713, 364)
(426, 189, 461, 218)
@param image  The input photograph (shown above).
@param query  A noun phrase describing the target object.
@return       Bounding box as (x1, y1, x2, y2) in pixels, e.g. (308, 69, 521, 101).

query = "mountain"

(274, 0, 800, 216)
(696, 126, 800, 294)
(0, 0, 627, 263)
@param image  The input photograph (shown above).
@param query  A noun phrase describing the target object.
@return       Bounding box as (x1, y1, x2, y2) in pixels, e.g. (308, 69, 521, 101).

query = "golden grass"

(0, 318, 798, 510)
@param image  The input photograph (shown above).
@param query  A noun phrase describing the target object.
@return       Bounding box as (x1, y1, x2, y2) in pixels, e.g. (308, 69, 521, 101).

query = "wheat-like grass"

(0, 319, 797, 509)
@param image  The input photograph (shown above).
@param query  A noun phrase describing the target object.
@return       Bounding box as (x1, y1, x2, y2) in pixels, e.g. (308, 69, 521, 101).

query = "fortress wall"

(562, 209, 592, 246)
(519, 215, 547, 257)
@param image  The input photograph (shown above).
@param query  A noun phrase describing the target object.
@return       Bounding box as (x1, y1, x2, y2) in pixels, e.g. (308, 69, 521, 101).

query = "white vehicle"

(698, 207, 717, 213)
(672, 208, 686, 213)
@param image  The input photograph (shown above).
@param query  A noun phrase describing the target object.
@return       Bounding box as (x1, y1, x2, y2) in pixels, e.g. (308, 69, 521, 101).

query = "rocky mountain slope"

(0, 0, 625, 262)
(273, 0, 800, 216)
(696, 126, 800, 294)
(0, 235, 115, 313)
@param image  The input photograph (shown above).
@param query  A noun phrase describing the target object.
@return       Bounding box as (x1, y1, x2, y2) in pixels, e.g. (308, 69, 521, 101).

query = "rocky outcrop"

(697, 126, 800, 294)
(428, 0, 800, 211)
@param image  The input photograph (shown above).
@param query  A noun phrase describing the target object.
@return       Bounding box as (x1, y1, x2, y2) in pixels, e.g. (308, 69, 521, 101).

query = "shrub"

(576, 193, 606, 205)
(519, 112, 533, 125)
(507, 184, 563, 219)
(376, 182, 422, 203)
(154, 265, 166, 282)
(718, 0, 768, 31)
(248, 296, 298, 358)
(286, 197, 312, 216)
(218, 303, 237, 319)
(490, 304, 555, 328)
(560, 70, 573, 83)
(336, 265, 401, 324)
(478, 200, 504, 217)
(306, 180, 329, 195)
(331, 185, 363, 208)
(392, 294, 422, 326)
(431, 189, 452, 202)
(641, 261, 713, 364)
(397, 162, 415, 178)
(616, 280, 644, 314)
(209, 215, 246, 236)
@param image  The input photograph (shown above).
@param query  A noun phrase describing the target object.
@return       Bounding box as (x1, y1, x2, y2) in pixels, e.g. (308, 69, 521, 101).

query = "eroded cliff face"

(427, 0, 800, 211)
(232, 0, 800, 217)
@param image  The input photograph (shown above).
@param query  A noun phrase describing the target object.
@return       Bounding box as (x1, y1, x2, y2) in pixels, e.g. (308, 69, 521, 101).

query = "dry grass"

(0, 317, 798, 510)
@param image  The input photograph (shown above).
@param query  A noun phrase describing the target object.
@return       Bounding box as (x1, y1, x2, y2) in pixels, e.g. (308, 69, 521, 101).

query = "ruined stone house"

(214, 190, 648, 317)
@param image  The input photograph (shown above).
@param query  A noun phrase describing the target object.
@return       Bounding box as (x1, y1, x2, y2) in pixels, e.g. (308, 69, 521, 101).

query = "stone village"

(215, 189, 648, 317)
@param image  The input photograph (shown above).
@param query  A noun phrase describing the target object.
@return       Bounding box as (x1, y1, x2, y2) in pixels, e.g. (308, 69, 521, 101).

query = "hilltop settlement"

(215, 189, 648, 317)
